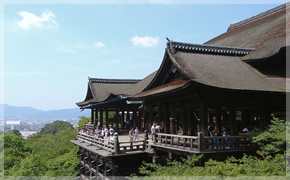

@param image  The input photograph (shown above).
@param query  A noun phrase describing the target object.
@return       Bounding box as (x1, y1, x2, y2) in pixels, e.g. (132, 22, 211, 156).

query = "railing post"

(153, 133, 157, 144)
(114, 132, 120, 154)
(144, 130, 148, 149)
(198, 132, 203, 152)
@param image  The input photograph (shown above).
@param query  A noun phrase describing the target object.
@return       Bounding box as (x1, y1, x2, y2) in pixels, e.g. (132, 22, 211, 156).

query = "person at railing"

(178, 126, 183, 135)
(151, 123, 156, 141)
(109, 126, 114, 138)
(104, 126, 109, 139)
(212, 125, 220, 149)
(129, 128, 134, 142)
(222, 126, 230, 149)
(208, 123, 214, 136)
(134, 127, 139, 141)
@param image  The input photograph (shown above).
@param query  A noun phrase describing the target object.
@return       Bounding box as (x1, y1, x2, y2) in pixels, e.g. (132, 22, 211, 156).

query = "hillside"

(1, 104, 90, 121)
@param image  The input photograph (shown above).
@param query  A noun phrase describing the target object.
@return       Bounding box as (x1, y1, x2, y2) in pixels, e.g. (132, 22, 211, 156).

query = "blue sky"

(1, 1, 285, 110)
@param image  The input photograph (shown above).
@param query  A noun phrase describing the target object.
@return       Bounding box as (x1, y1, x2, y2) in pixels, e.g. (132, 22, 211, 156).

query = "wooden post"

(105, 109, 109, 127)
(103, 158, 107, 178)
(115, 109, 119, 132)
(148, 106, 154, 130)
(198, 132, 203, 152)
(200, 104, 208, 136)
(133, 109, 137, 128)
(91, 108, 94, 124)
(153, 133, 157, 144)
(100, 109, 103, 129)
(216, 107, 222, 131)
(113, 132, 119, 155)
(168, 152, 172, 160)
(164, 105, 170, 133)
(229, 108, 237, 135)
(121, 110, 125, 129)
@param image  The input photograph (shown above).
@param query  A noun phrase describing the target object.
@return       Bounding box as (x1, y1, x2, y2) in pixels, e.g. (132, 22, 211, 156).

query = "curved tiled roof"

(168, 49, 285, 92)
(205, 3, 289, 61)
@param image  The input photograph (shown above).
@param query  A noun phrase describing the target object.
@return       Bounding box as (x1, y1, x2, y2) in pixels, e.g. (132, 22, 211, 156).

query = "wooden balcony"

(72, 132, 258, 158)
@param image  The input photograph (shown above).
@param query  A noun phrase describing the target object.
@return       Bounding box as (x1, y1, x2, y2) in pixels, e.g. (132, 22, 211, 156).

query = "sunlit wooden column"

(126, 109, 130, 128)
(200, 103, 208, 135)
(95, 108, 99, 126)
(100, 109, 103, 129)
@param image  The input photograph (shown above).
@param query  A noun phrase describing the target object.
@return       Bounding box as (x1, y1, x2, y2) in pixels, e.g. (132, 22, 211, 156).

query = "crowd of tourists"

(78, 125, 115, 142)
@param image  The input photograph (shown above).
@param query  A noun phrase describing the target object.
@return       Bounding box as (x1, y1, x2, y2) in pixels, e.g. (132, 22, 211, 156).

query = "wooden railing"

(154, 132, 257, 153)
(78, 133, 115, 153)
(77, 133, 146, 155)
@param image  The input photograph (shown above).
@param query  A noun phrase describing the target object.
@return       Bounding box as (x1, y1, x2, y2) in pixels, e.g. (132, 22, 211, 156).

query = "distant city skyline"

(1, 1, 285, 110)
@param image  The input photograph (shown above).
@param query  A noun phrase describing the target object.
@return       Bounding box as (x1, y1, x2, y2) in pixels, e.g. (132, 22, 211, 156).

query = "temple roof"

(204, 3, 289, 61)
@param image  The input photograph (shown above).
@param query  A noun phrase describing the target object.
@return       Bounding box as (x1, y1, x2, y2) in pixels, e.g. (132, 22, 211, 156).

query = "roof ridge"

(167, 40, 253, 56)
(88, 78, 141, 84)
(227, 3, 288, 31)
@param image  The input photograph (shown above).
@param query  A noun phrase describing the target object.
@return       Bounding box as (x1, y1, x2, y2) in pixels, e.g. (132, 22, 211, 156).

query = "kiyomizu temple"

(71, 3, 288, 179)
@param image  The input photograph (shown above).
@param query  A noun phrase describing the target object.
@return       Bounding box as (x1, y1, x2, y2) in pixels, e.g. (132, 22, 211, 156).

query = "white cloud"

(131, 36, 159, 47)
(15, 10, 58, 30)
(93, 42, 105, 48)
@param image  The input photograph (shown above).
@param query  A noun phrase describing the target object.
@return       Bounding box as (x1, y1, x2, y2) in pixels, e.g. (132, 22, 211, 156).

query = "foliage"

(136, 118, 287, 177)
(39, 120, 73, 135)
(249, 117, 286, 156)
(4, 127, 78, 176)
(78, 116, 90, 129)
(7, 130, 22, 138)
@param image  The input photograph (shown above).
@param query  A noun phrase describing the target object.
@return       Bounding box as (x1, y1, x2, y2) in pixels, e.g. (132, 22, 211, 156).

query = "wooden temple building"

(72, 3, 288, 179)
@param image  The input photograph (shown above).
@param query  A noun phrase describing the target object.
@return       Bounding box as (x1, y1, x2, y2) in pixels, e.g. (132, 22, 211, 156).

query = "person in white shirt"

(151, 123, 156, 141)
(134, 127, 139, 141)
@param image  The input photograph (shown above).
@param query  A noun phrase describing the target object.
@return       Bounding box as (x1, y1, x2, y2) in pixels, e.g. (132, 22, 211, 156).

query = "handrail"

(154, 132, 257, 152)
(77, 133, 146, 155)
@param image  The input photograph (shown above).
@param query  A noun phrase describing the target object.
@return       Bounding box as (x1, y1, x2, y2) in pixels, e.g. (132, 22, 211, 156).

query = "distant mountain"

(1, 104, 90, 121)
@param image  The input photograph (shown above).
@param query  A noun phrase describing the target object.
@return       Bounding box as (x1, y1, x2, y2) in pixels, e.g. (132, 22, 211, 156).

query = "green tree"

(7, 129, 22, 138)
(39, 120, 73, 135)
(78, 116, 90, 128)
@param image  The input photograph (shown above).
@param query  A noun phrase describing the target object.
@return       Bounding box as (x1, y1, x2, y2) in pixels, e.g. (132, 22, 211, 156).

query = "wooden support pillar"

(126, 110, 130, 128)
(115, 109, 119, 132)
(121, 110, 125, 129)
(148, 106, 154, 130)
(103, 158, 107, 178)
(133, 109, 137, 128)
(138, 110, 142, 129)
(180, 105, 185, 131)
(164, 105, 170, 133)
(259, 107, 270, 130)
(100, 109, 103, 129)
(192, 108, 198, 136)
(216, 108, 222, 131)
(142, 106, 147, 131)
(169, 106, 175, 134)
(105, 109, 109, 127)
(183, 108, 189, 135)
(229, 108, 237, 135)
(200, 104, 208, 136)
(91, 108, 94, 124)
